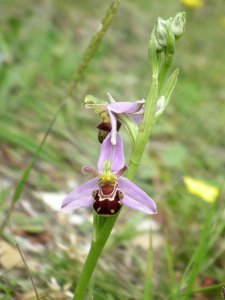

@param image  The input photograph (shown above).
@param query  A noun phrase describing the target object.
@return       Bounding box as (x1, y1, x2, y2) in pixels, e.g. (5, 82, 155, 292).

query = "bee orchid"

(85, 93, 166, 145)
(61, 133, 157, 216)
(85, 93, 145, 145)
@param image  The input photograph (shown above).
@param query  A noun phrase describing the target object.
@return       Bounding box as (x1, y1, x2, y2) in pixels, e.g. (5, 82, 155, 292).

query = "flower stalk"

(73, 215, 118, 300)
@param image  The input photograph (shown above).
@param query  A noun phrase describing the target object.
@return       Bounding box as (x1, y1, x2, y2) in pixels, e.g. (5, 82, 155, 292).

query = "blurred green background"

(0, 0, 225, 299)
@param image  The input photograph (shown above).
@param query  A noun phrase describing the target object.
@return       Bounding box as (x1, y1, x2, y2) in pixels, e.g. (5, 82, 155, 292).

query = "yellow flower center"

(98, 161, 117, 187)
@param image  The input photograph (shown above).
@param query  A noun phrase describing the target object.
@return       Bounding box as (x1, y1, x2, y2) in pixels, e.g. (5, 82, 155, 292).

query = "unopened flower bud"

(171, 12, 186, 38)
(155, 17, 167, 48)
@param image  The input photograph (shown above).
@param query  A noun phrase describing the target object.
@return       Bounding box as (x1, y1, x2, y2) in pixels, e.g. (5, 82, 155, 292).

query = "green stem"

(73, 214, 119, 300)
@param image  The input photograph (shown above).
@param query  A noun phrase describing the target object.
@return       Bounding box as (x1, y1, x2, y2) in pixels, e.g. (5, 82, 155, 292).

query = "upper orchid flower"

(61, 133, 157, 216)
(85, 93, 167, 145)
(85, 93, 145, 145)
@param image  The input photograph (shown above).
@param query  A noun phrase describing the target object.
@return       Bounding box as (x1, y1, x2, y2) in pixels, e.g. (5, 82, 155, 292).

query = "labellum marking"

(92, 185, 124, 216)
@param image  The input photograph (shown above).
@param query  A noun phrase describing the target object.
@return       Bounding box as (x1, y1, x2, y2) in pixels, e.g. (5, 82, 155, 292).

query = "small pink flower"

(85, 93, 145, 145)
(61, 133, 157, 216)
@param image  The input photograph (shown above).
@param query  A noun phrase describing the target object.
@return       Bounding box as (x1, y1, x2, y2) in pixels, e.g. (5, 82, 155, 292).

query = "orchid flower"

(61, 133, 157, 216)
(85, 93, 167, 145)
(85, 93, 145, 145)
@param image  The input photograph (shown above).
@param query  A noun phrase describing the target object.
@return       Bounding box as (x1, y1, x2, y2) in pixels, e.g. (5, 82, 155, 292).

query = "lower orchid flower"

(61, 132, 156, 216)
(61, 160, 157, 216)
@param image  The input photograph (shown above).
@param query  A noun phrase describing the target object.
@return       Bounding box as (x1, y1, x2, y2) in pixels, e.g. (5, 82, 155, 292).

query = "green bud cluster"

(155, 12, 186, 53)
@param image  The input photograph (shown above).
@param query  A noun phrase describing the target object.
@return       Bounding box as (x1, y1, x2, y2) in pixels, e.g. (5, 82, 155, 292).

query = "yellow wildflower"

(181, 0, 204, 9)
(183, 176, 219, 203)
